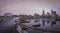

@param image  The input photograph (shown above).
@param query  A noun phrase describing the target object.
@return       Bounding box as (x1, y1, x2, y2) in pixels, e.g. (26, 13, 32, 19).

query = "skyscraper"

(42, 10, 45, 16)
(51, 9, 58, 18)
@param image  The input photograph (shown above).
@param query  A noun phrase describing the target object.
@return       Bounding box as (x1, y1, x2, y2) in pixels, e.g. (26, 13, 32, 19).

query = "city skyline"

(0, 0, 60, 15)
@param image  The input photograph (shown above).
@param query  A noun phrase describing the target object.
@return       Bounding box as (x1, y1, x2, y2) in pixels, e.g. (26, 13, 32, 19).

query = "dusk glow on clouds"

(0, 0, 60, 15)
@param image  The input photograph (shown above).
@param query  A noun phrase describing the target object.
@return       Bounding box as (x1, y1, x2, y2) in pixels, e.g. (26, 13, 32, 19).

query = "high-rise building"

(51, 9, 58, 18)
(47, 12, 50, 16)
(34, 13, 41, 19)
(42, 10, 45, 16)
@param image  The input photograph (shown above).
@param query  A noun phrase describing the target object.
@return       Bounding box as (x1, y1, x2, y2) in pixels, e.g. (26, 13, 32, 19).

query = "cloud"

(0, 0, 60, 15)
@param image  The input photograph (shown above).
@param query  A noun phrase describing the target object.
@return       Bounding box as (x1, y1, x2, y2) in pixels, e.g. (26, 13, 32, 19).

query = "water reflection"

(51, 19, 56, 27)
(42, 19, 60, 27)
(47, 19, 50, 24)
(42, 19, 45, 26)
(20, 19, 60, 33)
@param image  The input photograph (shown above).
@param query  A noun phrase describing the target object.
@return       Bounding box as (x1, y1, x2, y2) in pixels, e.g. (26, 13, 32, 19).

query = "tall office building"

(42, 10, 45, 16)
(51, 9, 58, 18)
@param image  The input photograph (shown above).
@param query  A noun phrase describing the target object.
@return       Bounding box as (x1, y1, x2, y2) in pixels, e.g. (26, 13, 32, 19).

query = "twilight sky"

(0, 0, 60, 15)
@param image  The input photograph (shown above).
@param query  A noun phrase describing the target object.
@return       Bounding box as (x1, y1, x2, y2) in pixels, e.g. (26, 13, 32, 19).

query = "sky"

(0, 0, 60, 15)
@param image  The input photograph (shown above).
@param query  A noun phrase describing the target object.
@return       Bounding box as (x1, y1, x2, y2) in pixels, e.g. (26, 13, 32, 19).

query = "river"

(0, 17, 60, 33)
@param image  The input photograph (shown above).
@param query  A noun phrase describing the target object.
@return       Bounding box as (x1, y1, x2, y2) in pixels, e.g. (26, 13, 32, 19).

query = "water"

(20, 19, 60, 33)
(0, 17, 60, 33)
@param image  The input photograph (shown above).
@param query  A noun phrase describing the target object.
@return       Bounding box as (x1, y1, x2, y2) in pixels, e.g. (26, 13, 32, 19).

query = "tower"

(42, 10, 45, 16)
